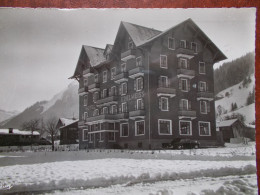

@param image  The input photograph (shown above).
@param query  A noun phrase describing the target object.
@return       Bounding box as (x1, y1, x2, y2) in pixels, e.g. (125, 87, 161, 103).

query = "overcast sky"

(0, 8, 256, 112)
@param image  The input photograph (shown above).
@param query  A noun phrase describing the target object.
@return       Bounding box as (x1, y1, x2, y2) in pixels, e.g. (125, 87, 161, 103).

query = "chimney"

(9, 128, 13, 134)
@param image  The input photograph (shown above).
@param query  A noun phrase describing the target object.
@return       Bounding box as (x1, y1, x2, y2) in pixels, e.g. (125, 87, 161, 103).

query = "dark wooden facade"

(57, 118, 79, 145)
(72, 19, 226, 149)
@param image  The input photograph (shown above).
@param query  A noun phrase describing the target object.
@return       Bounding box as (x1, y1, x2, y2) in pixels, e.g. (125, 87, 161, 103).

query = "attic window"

(168, 38, 175, 50)
(128, 37, 134, 49)
(191, 42, 197, 53)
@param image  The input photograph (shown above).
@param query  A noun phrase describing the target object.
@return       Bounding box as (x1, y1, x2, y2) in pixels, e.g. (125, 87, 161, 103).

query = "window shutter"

(115, 106, 118, 114)
(134, 102, 137, 110)
(141, 99, 144, 109)
(187, 60, 190, 69)
(126, 103, 128, 112)
(119, 85, 122, 95)
(207, 101, 210, 113)
(126, 83, 128, 93)
(119, 106, 122, 113)
(141, 77, 144, 89)
(158, 77, 161, 88)
(178, 58, 181, 68)
(159, 98, 162, 110)
(108, 88, 111, 96)
(188, 80, 191, 91)
(179, 100, 182, 109)
(179, 79, 182, 90)
(206, 83, 209, 92)
(188, 101, 191, 110)
(134, 79, 137, 91)
(115, 87, 117, 95)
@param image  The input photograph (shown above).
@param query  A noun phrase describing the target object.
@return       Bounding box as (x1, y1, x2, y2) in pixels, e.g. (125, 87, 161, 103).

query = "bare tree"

(21, 118, 41, 146)
(43, 117, 59, 151)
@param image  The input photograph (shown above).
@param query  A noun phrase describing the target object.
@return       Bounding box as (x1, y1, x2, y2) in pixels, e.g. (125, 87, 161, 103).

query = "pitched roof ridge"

(83, 45, 105, 51)
(122, 21, 162, 33)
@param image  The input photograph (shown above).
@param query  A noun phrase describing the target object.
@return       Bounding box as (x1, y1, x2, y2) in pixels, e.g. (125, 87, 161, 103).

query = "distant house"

(57, 118, 79, 145)
(216, 119, 255, 143)
(0, 128, 40, 146)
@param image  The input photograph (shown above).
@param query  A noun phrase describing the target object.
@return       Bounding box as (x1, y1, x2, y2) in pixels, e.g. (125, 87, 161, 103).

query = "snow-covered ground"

(0, 143, 257, 194)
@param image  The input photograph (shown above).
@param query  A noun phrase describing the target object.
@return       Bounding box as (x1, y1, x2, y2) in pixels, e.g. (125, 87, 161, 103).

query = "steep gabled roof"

(59, 118, 78, 127)
(122, 22, 161, 47)
(104, 44, 113, 55)
(216, 119, 238, 128)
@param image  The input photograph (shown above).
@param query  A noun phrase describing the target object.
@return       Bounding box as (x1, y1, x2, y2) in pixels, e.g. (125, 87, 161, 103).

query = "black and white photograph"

(0, 8, 257, 194)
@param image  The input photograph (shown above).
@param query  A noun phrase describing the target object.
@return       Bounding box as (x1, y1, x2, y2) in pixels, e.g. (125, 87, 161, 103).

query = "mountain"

(215, 74, 255, 125)
(0, 82, 79, 129)
(0, 109, 20, 123)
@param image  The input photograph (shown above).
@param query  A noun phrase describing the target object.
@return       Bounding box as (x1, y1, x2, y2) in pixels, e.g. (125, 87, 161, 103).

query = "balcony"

(197, 92, 214, 101)
(78, 86, 88, 96)
(86, 114, 117, 124)
(157, 87, 176, 98)
(88, 83, 100, 92)
(114, 72, 128, 84)
(121, 49, 136, 62)
(116, 112, 129, 121)
(176, 47, 196, 59)
(177, 69, 195, 79)
(78, 120, 85, 127)
(178, 110, 196, 120)
(128, 67, 144, 79)
(96, 96, 119, 107)
(129, 109, 145, 119)
(83, 68, 94, 78)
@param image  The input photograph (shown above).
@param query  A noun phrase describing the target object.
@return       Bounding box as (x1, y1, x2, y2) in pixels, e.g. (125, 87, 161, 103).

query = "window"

(158, 119, 172, 135)
(128, 40, 134, 49)
(200, 101, 208, 114)
(89, 134, 93, 143)
(135, 120, 145, 136)
(103, 107, 108, 115)
(122, 102, 128, 113)
(179, 78, 189, 92)
(84, 95, 88, 106)
(136, 56, 142, 67)
(102, 88, 108, 98)
(103, 71, 107, 83)
(121, 82, 127, 95)
(199, 81, 207, 92)
(93, 92, 99, 102)
(159, 97, 169, 111)
(120, 123, 129, 137)
(180, 99, 189, 111)
(121, 63, 126, 72)
(94, 74, 99, 83)
(159, 76, 168, 88)
(191, 42, 197, 52)
(111, 86, 117, 96)
(82, 129, 88, 141)
(168, 37, 175, 50)
(180, 40, 186, 48)
(179, 58, 188, 69)
(179, 120, 192, 135)
(136, 98, 144, 110)
(99, 132, 104, 142)
(84, 112, 88, 121)
(111, 105, 117, 114)
(135, 77, 144, 91)
(108, 132, 115, 142)
(199, 122, 211, 136)
(93, 109, 99, 116)
(160, 55, 167, 69)
(111, 67, 116, 80)
(84, 78, 88, 86)
(199, 62, 206, 74)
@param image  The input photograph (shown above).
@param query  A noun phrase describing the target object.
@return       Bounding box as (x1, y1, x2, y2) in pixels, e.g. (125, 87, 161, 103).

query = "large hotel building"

(71, 19, 226, 149)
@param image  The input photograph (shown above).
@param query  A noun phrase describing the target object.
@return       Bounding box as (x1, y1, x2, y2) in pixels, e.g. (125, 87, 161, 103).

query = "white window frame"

(136, 98, 143, 110)
(103, 88, 107, 98)
(136, 77, 143, 91)
(121, 82, 127, 95)
(122, 102, 127, 113)
(179, 58, 188, 69)
(93, 92, 98, 103)
(160, 76, 169, 88)
(136, 56, 142, 67)
(180, 99, 189, 111)
(111, 67, 116, 80)
(199, 81, 207, 92)
(89, 134, 93, 143)
(108, 132, 116, 142)
(82, 129, 88, 141)
(111, 86, 116, 96)
(103, 71, 107, 83)
(198, 121, 211, 136)
(199, 62, 206, 74)
(191, 42, 198, 53)
(160, 97, 169, 111)
(180, 40, 186, 48)
(181, 78, 188, 92)
(200, 101, 208, 114)
(120, 123, 129, 137)
(84, 112, 88, 121)
(168, 37, 175, 50)
(103, 107, 108, 115)
(93, 109, 99, 116)
(158, 119, 172, 135)
(135, 120, 145, 136)
(111, 105, 117, 114)
(99, 132, 104, 142)
(160, 55, 168, 69)
(94, 74, 99, 83)
(83, 95, 88, 106)
(121, 63, 126, 72)
(179, 120, 192, 136)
